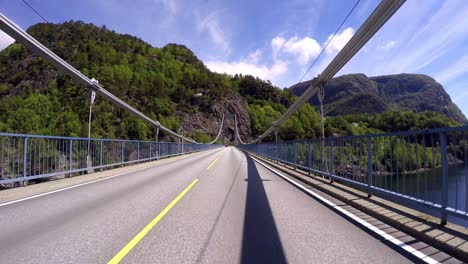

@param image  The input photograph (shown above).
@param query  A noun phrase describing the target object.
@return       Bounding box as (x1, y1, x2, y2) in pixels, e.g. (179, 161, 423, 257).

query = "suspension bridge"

(0, 0, 467, 263)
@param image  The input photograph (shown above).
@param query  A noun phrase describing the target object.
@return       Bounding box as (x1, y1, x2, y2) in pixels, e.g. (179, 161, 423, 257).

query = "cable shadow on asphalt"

(240, 156, 287, 264)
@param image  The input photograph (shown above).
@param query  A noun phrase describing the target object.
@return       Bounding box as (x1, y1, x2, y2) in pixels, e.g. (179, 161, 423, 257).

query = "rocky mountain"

(289, 73, 467, 123)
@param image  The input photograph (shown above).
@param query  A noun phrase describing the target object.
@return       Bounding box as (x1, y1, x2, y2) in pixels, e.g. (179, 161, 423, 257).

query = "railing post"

(157, 142, 160, 160)
(274, 126, 279, 163)
(464, 141, 467, 168)
(283, 143, 286, 164)
(99, 140, 103, 171)
(68, 139, 73, 177)
(149, 142, 152, 159)
(137, 141, 140, 163)
(440, 132, 448, 226)
(1, 138, 4, 180)
(121, 142, 124, 167)
(330, 141, 334, 183)
(367, 137, 373, 198)
(276, 142, 279, 163)
(308, 141, 312, 176)
(294, 142, 298, 169)
(21, 137, 28, 186)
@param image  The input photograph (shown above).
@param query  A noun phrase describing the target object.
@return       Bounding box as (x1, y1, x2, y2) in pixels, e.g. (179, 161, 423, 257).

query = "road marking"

(207, 150, 227, 170)
(108, 178, 199, 264)
(0, 149, 220, 208)
(207, 157, 220, 170)
(250, 156, 439, 264)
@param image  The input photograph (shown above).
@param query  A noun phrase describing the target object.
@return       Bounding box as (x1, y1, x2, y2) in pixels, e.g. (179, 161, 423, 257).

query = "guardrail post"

(464, 141, 467, 168)
(440, 132, 448, 226)
(68, 139, 73, 177)
(1, 138, 4, 180)
(121, 142, 124, 167)
(367, 137, 372, 197)
(157, 142, 160, 160)
(149, 142, 152, 159)
(283, 143, 286, 164)
(21, 137, 28, 186)
(137, 142, 140, 163)
(276, 142, 279, 163)
(294, 142, 298, 170)
(99, 140, 103, 171)
(330, 141, 334, 183)
(308, 141, 312, 176)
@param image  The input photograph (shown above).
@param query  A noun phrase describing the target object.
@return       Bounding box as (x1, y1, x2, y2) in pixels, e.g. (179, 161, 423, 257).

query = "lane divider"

(207, 157, 220, 170)
(107, 178, 199, 264)
(206, 150, 227, 170)
(249, 156, 439, 264)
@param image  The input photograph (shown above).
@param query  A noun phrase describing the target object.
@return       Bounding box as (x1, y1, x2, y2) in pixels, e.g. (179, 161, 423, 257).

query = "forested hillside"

(0, 21, 463, 143)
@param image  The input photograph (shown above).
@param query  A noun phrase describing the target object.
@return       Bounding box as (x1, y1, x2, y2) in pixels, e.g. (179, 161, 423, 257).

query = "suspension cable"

(246, 0, 406, 144)
(207, 114, 225, 144)
(298, 0, 361, 84)
(21, 0, 49, 23)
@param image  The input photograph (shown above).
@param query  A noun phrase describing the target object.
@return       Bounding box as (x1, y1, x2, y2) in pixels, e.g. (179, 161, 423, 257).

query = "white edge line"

(0, 149, 221, 208)
(249, 155, 439, 264)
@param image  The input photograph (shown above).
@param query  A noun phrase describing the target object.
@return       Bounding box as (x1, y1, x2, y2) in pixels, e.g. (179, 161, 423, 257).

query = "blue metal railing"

(0, 133, 221, 186)
(239, 126, 468, 225)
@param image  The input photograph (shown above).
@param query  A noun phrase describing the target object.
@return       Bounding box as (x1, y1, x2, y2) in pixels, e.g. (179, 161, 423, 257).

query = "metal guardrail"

(0, 133, 221, 186)
(239, 126, 468, 225)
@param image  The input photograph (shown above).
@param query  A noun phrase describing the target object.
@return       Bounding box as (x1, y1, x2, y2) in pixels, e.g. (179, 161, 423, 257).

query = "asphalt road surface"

(0, 147, 458, 263)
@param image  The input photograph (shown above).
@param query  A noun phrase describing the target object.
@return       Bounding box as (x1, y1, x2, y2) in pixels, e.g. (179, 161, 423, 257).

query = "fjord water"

(374, 165, 468, 227)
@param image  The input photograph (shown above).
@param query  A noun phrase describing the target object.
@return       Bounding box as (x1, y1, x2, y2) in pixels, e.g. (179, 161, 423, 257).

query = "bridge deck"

(0, 147, 462, 263)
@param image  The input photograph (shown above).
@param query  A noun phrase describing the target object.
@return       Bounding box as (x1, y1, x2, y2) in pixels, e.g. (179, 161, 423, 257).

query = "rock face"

(289, 73, 466, 122)
(176, 93, 253, 143)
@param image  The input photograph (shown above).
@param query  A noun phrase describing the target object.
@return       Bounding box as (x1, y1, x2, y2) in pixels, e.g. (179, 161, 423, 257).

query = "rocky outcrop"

(176, 93, 253, 143)
(289, 73, 466, 122)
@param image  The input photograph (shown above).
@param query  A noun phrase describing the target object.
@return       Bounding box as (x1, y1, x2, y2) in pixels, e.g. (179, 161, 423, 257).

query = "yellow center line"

(207, 157, 220, 170)
(206, 149, 228, 170)
(107, 178, 199, 264)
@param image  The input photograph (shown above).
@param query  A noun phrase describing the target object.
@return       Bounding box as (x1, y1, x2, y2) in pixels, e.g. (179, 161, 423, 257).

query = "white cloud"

(246, 49, 262, 64)
(206, 27, 356, 87)
(271, 36, 321, 64)
(296, 27, 356, 81)
(197, 12, 230, 55)
(435, 53, 468, 84)
(377, 40, 396, 51)
(206, 56, 288, 84)
(325, 27, 354, 54)
(453, 90, 468, 103)
(380, 1, 468, 74)
(159, 0, 177, 15)
(337, 1, 468, 76)
(272, 37, 285, 60)
(0, 30, 14, 51)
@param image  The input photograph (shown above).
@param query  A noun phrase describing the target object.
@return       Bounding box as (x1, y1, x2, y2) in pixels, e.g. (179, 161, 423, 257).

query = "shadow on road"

(241, 156, 287, 263)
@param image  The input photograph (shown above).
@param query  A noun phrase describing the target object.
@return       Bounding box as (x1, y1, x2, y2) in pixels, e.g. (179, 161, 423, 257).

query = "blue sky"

(0, 0, 467, 117)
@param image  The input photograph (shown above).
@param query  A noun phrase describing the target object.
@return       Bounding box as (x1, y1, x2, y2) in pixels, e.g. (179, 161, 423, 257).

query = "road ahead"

(0, 147, 436, 263)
